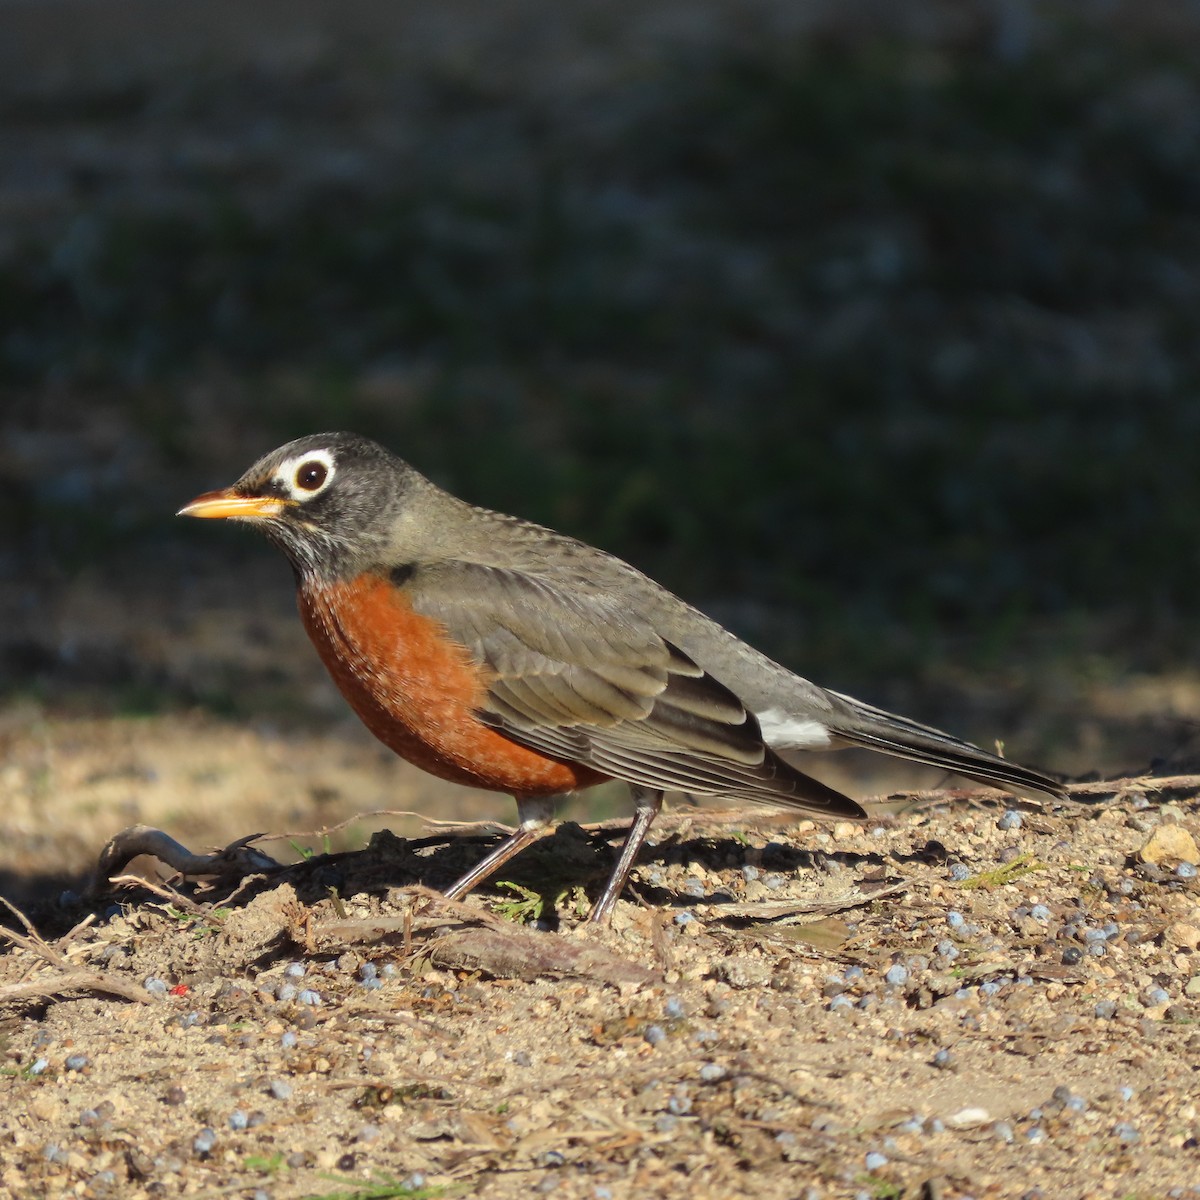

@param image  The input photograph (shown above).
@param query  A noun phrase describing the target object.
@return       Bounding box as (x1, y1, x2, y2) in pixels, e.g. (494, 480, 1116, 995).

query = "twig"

(107, 874, 210, 917)
(0, 971, 153, 1007)
(262, 810, 509, 843)
(89, 825, 283, 897)
(0, 900, 71, 970)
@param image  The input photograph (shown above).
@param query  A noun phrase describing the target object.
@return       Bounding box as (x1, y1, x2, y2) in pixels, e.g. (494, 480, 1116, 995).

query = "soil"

(2, 741, 1200, 1199)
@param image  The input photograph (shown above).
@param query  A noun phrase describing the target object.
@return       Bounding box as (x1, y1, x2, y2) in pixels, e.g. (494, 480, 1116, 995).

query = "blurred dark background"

(4, 0, 1200, 784)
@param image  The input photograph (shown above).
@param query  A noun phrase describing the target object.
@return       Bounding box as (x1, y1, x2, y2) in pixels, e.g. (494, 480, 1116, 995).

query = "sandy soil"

(2, 773, 1199, 1199)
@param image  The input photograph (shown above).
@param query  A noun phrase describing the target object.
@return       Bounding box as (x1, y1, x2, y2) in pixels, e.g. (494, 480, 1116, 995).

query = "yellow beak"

(177, 488, 294, 520)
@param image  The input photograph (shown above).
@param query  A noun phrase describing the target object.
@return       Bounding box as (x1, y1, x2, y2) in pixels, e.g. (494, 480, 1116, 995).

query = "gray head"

(179, 432, 427, 578)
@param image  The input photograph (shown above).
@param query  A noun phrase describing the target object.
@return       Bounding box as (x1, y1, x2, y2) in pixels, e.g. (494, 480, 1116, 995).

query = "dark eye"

(295, 460, 328, 492)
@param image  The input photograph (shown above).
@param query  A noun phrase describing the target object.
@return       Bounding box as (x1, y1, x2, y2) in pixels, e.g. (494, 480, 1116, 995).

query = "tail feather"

(828, 691, 1065, 801)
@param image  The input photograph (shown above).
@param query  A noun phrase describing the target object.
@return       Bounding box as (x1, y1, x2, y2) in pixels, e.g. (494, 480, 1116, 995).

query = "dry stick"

(107, 874, 211, 917)
(263, 809, 511, 843)
(0, 972, 153, 1007)
(1, 898, 71, 970)
(89, 825, 282, 897)
(0, 899, 154, 1007)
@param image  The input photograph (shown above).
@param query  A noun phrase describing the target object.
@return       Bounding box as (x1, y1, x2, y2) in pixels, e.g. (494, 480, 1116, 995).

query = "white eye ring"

(277, 449, 336, 501)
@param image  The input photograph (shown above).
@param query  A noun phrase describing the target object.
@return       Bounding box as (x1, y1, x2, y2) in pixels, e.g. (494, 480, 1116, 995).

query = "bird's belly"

(298, 576, 604, 796)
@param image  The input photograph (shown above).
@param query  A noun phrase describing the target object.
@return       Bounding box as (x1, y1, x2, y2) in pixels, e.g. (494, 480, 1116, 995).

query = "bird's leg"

(588, 786, 663, 925)
(442, 795, 557, 902)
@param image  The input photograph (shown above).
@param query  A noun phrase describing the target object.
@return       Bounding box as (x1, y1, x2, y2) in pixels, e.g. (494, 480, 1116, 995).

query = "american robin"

(180, 432, 1062, 923)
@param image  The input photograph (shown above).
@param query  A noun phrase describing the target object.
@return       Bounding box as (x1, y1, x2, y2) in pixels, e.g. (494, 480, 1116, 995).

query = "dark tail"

(827, 691, 1065, 801)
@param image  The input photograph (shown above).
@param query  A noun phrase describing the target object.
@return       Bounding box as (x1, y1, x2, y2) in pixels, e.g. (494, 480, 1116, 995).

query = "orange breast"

(297, 575, 606, 797)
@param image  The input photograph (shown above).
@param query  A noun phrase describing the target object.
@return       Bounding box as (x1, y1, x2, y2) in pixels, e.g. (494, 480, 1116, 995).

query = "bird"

(179, 432, 1063, 923)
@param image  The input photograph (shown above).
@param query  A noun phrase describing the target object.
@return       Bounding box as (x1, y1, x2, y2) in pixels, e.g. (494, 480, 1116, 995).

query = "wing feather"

(404, 562, 864, 816)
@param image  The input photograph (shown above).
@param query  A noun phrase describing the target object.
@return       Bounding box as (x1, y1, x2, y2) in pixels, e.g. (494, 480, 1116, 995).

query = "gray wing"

(404, 561, 863, 816)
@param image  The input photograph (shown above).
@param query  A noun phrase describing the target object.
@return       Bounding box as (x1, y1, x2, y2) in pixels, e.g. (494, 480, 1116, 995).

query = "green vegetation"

(7, 11, 1200, 712)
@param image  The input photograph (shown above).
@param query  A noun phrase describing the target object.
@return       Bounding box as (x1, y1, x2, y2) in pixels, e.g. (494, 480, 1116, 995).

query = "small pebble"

(1094, 1000, 1117, 1019)
(1119, 1086, 1134, 1102)
(947, 1106, 991, 1128)
(993, 1121, 1015, 1143)
(673, 912, 695, 928)
(280, 1031, 298, 1050)
(935, 939, 959, 960)
(1177, 862, 1198, 879)
(699, 1063, 726, 1083)
(65, 1054, 88, 1072)
(932, 1049, 953, 1069)
(359, 962, 377, 981)
(1143, 987, 1170, 1007)
(283, 962, 305, 979)
(297, 989, 322, 1006)
(664, 997, 685, 1019)
(539, 1150, 566, 1168)
(276, 983, 297, 1003)
(193, 1128, 216, 1155)
(980, 981, 1002, 997)
(997, 810, 1022, 831)
(683, 877, 706, 898)
(843, 965, 865, 982)
(361, 977, 383, 991)
(1030, 904, 1051, 923)
(864, 1151, 888, 1171)
(268, 1080, 293, 1101)
(1114, 1121, 1140, 1144)
(401, 1174, 426, 1191)
(228, 1110, 248, 1131)
(1061, 946, 1083, 965)
(829, 994, 854, 1013)
(144, 978, 168, 996)
(946, 911, 965, 929)
(654, 1114, 677, 1134)
(884, 964, 908, 987)
(762, 873, 787, 891)
(741, 865, 760, 882)
(356, 1124, 381, 1143)
(948, 863, 971, 882)
(380, 963, 398, 978)
(667, 1091, 692, 1115)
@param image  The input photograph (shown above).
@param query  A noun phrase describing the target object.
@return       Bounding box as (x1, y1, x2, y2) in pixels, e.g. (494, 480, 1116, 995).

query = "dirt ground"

(6, 2, 1200, 1198)
(3, 766, 1200, 1200)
